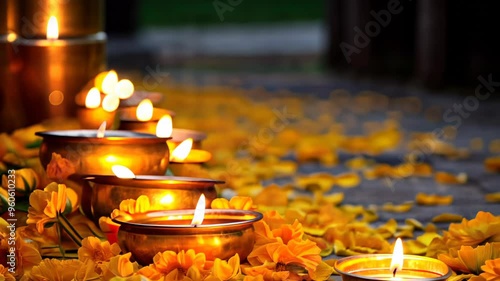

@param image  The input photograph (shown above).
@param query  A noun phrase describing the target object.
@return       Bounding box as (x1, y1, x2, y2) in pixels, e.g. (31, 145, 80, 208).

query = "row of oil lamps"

(35, 116, 452, 280)
(36, 121, 263, 265)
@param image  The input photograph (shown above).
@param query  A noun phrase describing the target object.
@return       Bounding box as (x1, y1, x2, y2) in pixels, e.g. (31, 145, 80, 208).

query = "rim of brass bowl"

(112, 209, 263, 234)
(82, 175, 224, 189)
(334, 254, 452, 281)
(35, 130, 171, 144)
(171, 128, 207, 142)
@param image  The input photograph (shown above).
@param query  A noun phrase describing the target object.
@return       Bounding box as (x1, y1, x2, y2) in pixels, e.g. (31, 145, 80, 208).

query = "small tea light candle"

(113, 195, 263, 265)
(170, 128, 207, 149)
(168, 138, 212, 178)
(155, 114, 207, 150)
(334, 239, 451, 281)
(118, 98, 175, 134)
(76, 87, 118, 129)
(169, 138, 212, 164)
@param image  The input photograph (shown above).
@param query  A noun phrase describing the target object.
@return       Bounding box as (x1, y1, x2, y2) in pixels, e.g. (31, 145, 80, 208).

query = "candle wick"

(393, 268, 397, 278)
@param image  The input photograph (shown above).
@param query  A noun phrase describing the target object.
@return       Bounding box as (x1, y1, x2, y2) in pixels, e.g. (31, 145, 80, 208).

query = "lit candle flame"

(102, 94, 120, 112)
(101, 70, 118, 95)
(170, 138, 193, 162)
(390, 238, 404, 277)
(136, 99, 154, 121)
(46, 16, 58, 40)
(111, 165, 136, 179)
(191, 194, 205, 226)
(156, 115, 173, 138)
(85, 87, 101, 109)
(97, 122, 106, 138)
(115, 79, 135, 99)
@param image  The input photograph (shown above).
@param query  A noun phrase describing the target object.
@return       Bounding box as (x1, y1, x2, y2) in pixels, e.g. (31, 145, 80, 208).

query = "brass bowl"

(171, 128, 207, 149)
(82, 175, 222, 220)
(334, 254, 452, 281)
(36, 130, 170, 175)
(113, 209, 263, 265)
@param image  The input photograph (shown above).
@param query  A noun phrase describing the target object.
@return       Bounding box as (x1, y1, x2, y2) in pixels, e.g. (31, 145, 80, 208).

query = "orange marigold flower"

(0, 264, 15, 281)
(43, 183, 68, 218)
(163, 267, 202, 281)
(206, 254, 241, 281)
(271, 220, 304, 245)
(46, 153, 76, 181)
(480, 258, 500, 281)
(253, 219, 277, 247)
(445, 211, 500, 248)
(242, 262, 290, 281)
(21, 259, 83, 281)
(138, 249, 206, 279)
(261, 210, 287, 229)
(26, 183, 78, 233)
(78, 236, 121, 263)
(26, 190, 55, 233)
(438, 243, 500, 274)
(248, 239, 321, 274)
(102, 253, 139, 279)
(211, 196, 253, 210)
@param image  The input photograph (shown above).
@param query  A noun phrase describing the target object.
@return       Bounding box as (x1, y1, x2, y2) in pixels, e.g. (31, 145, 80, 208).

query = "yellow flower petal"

(381, 201, 413, 213)
(211, 198, 230, 209)
(485, 192, 500, 203)
(435, 171, 467, 184)
(432, 213, 463, 223)
(416, 193, 453, 206)
(485, 156, 500, 173)
(335, 172, 361, 188)
(211, 254, 241, 280)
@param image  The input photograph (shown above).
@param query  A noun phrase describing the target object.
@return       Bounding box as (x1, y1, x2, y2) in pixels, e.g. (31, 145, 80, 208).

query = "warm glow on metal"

(170, 138, 193, 162)
(390, 238, 404, 277)
(102, 94, 120, 112)
(102, 70, 118, 95)
(160, 194, 174, 205)
(97, 122, 107, 138)
(190, 194, 205, 225)
(46, 16, 59, 39)
(115, 79, 135, 99)
(156, 115, 173, 138)
(136, 99, 154, 121)
(85, 87, 101, 109)
(112, 165, 136, 179)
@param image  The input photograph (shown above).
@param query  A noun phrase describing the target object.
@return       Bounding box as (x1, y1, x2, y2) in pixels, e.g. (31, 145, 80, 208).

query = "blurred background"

(105, 0, 500, 91)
